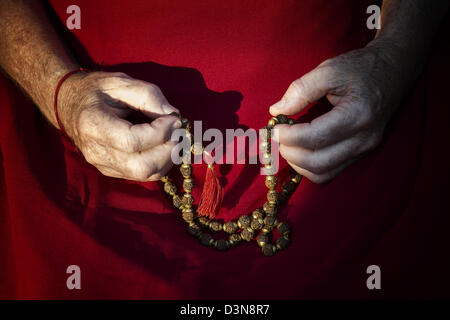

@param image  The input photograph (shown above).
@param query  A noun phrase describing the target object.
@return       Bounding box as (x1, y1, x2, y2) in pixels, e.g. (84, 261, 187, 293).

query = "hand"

(270, 42, 412, 183)
(58, 71, 181, 181)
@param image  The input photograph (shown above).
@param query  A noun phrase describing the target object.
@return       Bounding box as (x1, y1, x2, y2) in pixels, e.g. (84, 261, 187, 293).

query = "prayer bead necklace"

(161, 114, 302, 256)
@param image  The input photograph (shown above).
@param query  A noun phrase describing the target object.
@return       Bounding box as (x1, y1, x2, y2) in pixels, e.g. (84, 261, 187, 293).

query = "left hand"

(270, 42, 411, 183)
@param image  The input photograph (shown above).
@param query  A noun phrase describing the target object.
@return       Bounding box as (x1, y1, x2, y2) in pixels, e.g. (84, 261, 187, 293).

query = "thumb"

(270, 64, 333, 116)
(102, 75, 179, 118)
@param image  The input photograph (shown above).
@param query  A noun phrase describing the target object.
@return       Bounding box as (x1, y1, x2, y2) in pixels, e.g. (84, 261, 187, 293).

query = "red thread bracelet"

(54, 67, 85, 138)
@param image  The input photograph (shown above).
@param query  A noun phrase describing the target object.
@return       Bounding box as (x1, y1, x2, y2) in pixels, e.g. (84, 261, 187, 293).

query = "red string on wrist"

(54, 67, 85, 138)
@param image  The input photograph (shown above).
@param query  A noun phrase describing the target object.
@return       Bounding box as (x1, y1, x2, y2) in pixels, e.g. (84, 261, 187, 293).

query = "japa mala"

(161, 114, 302, 256)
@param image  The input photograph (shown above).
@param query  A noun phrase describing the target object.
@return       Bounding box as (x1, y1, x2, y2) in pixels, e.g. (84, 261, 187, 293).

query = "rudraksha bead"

(182, 193, 194, 207)
(209, 221, 223, 233)
(277, 222, 290, 235)
(223, 221, 238, 234)
(265, 175, 278, 189)
(276, 114, 288, 124)
(238, 215, 251, 229)
(187, 223, 201, 237)
(256, 233, 270, 247)
(183, 178, 194, 192)
(290, 171, 302, 184)
(282, 180, 296, 194)
(172, 195, 183, 209)
(182, 209, 194, 223)
(267, 190, 278, 204)
(262, 244, 276, 256)
(163, 181, 177, 195)
(181, 118, 190, 129)
(288, 118, 295, 125)
(251, 218, 263, 231)
(199, 233, 214, 246)
(214, 239, 229, 251)
(229, 233, 242, 246)
(252, 209, 265, 221)
(263, 202, 277, 216)
(240, 228, 254, 242)
(180, 164, 192, 177)
(276, 236, 290, 250)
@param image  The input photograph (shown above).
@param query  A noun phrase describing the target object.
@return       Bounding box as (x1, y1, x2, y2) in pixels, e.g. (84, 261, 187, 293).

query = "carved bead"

(199, 233, 214, 246)
(262, 244, 276, 256)
(257, 233, 270, 247)
(276, 236, 290, 250)
(252, 209, 265, 221)
(172, 195, 183, 209)
(182, 193, 194, 207)
(264, 216, 277, 228)
(182, 209, 194, 222)
(263, 202, 277, 216)
(209, 221, 223, 233)
(265, 175, 278, 189)
(187, 223, 201, 237)
(163, 182, 177, 195)
(240, 228, 254, 242)
(282, 181, 296, 194)
(251, 218, 263, 231)
(267, 190, 278, 204)
(223, 221, 238, 234)
(238, 215, 251, 229)
(229, 233, 242, 246)
(197, 216, 210, 228)
(276, 114, 288, 124)
(277, 222, 290, 235)
(214, 239, 229, 251)
(183, 178, 194, 192)
(290, 171, 302, 184)
(180, 164, 192, 177)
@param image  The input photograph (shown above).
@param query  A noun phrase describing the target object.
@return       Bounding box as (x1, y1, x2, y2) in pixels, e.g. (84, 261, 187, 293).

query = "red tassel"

(197, 165, 222, 219)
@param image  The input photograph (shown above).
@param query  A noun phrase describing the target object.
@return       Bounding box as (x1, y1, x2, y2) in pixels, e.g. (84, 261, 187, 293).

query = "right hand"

(58, 71, 181, 181)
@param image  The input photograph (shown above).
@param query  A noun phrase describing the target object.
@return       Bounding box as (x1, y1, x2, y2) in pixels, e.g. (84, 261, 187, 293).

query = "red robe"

(1, 0, 449, 299)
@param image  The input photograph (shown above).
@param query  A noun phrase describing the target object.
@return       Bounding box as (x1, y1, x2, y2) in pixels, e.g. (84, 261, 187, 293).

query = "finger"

(287, 159, 354, 184)
(276, 104, 361, 149)
(279, 132, 379, 175)
(81, 106, 181, 153)
(100, 73, 179, 117)
(270, 64, 335, 116)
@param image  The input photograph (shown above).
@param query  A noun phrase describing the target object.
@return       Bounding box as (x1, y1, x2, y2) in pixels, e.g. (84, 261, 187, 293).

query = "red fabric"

(1, 0, 449, 299)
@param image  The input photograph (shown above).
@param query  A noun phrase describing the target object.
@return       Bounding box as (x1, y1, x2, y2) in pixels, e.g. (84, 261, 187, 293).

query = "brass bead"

(223, 221, 238, 234)
(268, 117, 278, 128)
(229, 233, 242, 246)
(187, 223, 201, 237)
(276, 236, 290, 250)
(161, 176, 169, 183)
(265, 175, 278, 189)
(261, 243, 276, 256)
(288, 118, 295, 125)
(199, 233, 214, 246)
(197, 216, 210, 228)
(182, 209, 194, 223)
(263, 202, 277, 216)
(163, 181, 177, 195)
(256, 233, 270, 247)
(237, 215, 252, 229)
(214, 239, 229, 251)
(277, 222, 290, 235)
(182, 193, 194, 207)
(180, 164, 192, 178)
(264, 215, 277, 228)
(252, 209, 265, 221)
(267, 190, 278, 204)
(276, 114, 288, 124)
(209, 221, 223, 233)
(240, 228, 254, 242)
(183, 178, 194, 192)
(250, 218, 263, 231)
(172, 195, 183, 209)
(290, 171, 302, 184)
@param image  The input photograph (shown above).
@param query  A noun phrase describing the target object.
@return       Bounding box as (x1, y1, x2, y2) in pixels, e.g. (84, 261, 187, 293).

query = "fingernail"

(270, 99, 286, 113)
(162, 104, 177, 115)
(172, 118, 182, 129)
